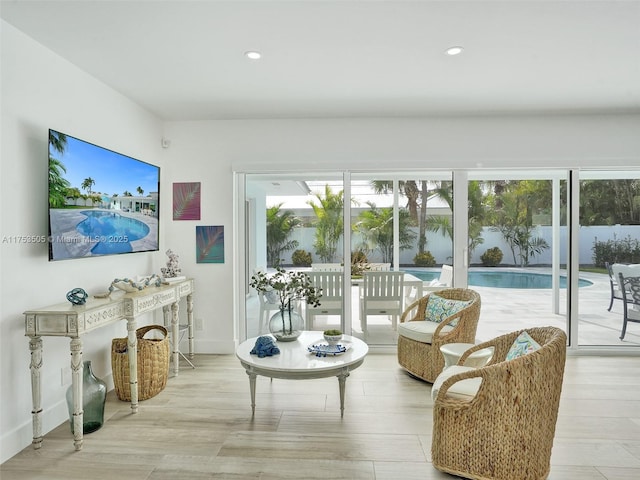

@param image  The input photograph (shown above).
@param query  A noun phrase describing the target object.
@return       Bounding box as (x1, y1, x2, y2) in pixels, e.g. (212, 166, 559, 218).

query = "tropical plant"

(425, 181, 487, 258)
(136, 186, 144, 196)
(308, 185, 344, 262)
(266, 203, 300, 267)
(414, 251, 436, 267)
(48, 131, 70, 208)
(592, 234, 640, 267)
(81, 177, 95, 195)
(291, 249, 312, 267)
(581, 179, 640, 226)
(65, 187, 82, 200)
(351, 249, 368, 264)
(350, 250, 370, 277)
(480, 247, 503, 266)
(371, 180, 432, 254)
(354, 202, 416, 263)
(489, 181, 550, 266)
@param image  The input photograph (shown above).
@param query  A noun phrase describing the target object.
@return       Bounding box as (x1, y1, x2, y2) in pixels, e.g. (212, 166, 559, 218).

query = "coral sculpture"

(161, 249, 181, 278)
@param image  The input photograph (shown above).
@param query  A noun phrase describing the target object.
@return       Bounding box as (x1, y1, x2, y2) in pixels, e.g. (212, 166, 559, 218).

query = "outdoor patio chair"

(311, 263, 343, 272)
(253, 266, 285, 334)
(605, 261, 624, 311)
(367, 263, 391, 271)
(359, 271, 404, 333)
(423, 264, 453, 292)
(397, 288, 480, 383)
(257, 291, 281, 334)
(305, 271, 343, 329)
(617, 272, 640, 340)
(405, 264, 453, 306)
(431, 326, 567, 480)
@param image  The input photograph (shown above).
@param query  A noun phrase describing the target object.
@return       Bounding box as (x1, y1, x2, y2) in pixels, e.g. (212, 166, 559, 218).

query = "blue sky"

(52, 133, 159, 196)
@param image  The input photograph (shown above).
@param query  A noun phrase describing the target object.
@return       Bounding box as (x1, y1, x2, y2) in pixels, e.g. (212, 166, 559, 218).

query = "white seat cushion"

(397, 320, 454, 343)
(363, 299, 402, 312)
(309, 300, 342, 314)
(431, 365, 481, 402)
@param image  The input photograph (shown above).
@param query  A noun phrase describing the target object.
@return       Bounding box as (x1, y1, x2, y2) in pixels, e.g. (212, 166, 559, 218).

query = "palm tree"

(426, 181, 487, 259)
(355, 202, 416, 263)
(490, 181, 550, 266)
(81, 177, 95, 195)
(48, 157, 70, 208)
(48, 131, 70, 208)
(49, 130, 67, 155)
(266, 204, 300, 267)
(308, 185, 344, 262)
(370, 180, 431, 253)
(123, 190, 132, 197)
(136, 186, 144, 196)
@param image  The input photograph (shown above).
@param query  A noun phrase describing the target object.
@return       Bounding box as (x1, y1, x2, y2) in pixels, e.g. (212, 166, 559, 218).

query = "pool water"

(404, 269, 593, 289)
(76, 210, 150, 254)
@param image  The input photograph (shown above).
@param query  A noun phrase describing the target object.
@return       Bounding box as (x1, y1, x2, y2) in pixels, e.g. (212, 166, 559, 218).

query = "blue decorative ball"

(66, 288, 88, 305)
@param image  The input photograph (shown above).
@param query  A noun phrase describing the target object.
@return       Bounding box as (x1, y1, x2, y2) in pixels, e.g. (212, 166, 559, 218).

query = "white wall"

(170, 116, 640, 172)
(157, 122, 236, 354)
(0, 21, 164, 462)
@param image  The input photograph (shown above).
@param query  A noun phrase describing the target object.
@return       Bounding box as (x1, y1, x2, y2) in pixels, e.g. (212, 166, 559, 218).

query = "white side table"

(440, 343, 493, 369)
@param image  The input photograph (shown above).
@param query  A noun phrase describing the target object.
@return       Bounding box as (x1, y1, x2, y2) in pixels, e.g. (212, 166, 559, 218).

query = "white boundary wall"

(277, 225, 640, 266)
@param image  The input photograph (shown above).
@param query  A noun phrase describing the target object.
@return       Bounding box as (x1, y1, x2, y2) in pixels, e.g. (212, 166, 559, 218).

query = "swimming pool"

(404, 269, 593, 289)
(76, 210, 150, 254)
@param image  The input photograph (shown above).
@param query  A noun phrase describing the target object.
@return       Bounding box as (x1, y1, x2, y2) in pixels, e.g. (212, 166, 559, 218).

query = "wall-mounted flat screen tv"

(48, 129, 160, 261)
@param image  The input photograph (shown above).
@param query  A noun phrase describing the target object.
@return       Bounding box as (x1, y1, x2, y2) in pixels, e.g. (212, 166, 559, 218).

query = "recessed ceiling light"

(445, 46, 464, 56)
(245, 51, 262, 60)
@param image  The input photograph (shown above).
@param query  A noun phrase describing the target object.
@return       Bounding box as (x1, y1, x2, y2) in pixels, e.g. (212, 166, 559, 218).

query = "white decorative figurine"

(161, 249, 182, 278)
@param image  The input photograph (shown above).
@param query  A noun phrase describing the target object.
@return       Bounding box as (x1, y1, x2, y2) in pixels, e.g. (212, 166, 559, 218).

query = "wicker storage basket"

(111, 325, 169, 401)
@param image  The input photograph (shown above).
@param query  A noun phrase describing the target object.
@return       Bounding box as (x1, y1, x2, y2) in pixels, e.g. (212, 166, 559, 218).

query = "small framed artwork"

(173, 182, 201, 220)
(196, 225, 224, 263)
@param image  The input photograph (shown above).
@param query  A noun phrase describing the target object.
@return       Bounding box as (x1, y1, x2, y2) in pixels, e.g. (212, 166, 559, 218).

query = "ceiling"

(2, 0, 639, 121)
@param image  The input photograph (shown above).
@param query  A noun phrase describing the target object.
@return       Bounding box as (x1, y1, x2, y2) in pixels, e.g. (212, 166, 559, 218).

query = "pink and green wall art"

(173, 182, 201, 220)
(196, 225, 224, 263)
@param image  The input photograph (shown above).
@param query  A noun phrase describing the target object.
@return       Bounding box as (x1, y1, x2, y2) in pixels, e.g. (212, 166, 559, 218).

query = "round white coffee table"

(236, 331, 368, 417)
(440, 342, 494, 369)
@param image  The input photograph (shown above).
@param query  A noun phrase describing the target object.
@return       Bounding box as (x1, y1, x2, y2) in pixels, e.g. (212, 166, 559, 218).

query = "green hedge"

(592, 235, 640, 268)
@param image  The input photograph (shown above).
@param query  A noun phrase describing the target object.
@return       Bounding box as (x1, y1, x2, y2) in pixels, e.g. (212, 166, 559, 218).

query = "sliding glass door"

(576, 170, 640, 347)
(464, 171, 569, 342)
(243, 173, 345, 339)
(239, 168, 640, 353)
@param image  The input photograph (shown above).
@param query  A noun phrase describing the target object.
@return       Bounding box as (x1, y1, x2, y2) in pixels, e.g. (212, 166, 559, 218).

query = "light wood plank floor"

(2, 353, 640, 479)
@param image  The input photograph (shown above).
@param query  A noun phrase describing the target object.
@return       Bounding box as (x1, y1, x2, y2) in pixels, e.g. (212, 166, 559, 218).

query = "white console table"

(23, 278, 194, 451)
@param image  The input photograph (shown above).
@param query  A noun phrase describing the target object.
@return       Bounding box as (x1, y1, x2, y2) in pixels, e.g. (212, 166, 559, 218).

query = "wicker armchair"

(432, 326, 567, 480)
(397, 288, 481, 383)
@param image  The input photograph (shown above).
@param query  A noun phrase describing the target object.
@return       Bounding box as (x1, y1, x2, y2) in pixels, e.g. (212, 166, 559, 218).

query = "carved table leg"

(246, 370, 257, 415)
(186, 293, 194, 358)
(69, 338, 83, 450)
(29, 336, 43, 449)
(337, 368, 351, 418)
(162, 305, 170, 328)
(127, 318, 138, 414)
(171, 302, 179, 376)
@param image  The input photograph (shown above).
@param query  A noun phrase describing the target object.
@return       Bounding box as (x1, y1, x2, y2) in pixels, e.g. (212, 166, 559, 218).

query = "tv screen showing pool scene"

(48, 129, 160, 261)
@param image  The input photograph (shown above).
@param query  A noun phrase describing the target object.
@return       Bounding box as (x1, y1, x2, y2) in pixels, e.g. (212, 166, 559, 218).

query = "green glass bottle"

(66, 360, 107, 434)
